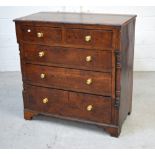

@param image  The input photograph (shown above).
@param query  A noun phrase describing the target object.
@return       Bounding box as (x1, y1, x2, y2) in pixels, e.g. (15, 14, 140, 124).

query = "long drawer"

(23, 85, 112, 124)
(23, 64, 112, 96)
(22, 43, 112, 72)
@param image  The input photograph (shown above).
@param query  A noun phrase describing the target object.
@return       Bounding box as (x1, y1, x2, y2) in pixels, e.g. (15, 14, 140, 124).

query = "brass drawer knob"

(86, 56, 92, 62)
(87, 105, 93, 111)
(40, 73, 45, 79)
(27, 29, 31, 32)
(42, 98, 48, 104)
(85, 35, 91, 42)
(39, 51, 45, 57)
(37, 32, 43, 38)
(86, 78, 92, 85)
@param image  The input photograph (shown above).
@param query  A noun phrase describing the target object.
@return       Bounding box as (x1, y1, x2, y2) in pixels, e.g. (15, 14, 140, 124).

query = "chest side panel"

(119, 19, 136, 126)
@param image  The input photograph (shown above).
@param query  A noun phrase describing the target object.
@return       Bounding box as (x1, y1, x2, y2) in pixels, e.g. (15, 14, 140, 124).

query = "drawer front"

(22, 43, 112, 72)
(24, 85, 112, 124)
(24, 64, 112, 96)
(65, 28, 113, 49)
(21, 25, 62, 44)
(68, 91, 112, 124)
(24, 85, 68, 113)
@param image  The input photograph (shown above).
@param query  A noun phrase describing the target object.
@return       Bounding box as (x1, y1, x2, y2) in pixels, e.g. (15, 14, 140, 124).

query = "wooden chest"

(14, 12, 136, 137)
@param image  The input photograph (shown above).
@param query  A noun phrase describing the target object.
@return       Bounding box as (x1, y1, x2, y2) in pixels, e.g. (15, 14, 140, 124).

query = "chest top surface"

(14, 12, 136, 26)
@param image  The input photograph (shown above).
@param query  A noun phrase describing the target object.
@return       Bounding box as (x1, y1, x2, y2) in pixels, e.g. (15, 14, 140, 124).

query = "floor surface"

(0, 72, 155, 149)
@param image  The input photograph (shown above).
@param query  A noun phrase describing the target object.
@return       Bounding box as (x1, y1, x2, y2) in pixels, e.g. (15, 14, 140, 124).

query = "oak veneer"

(14, 12, 136, 137)
(22, 43, 112, 72)
(24, 64, 112, 96)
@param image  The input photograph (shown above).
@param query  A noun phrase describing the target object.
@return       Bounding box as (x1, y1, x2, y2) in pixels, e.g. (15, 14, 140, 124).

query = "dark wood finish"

(23, 64, 112, 96)
(118, 19, 136, 125)
(19, 24, 113, 50)
(24, 84, 112, 124)
(23, 85, 68, 112)
(104, 126, 121, 137)
(65, 28, 113, 49)
(14, 12, 136, 26)
(14, 12, 136, 137)
(24, 110, 38, 120)
(22, 43, 112, 72)
(21, 25, 62, 44)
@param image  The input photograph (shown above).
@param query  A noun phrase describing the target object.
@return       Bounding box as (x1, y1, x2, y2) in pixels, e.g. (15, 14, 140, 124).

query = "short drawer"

(21, 25, 62, 44)
(22, 43, 112, 72)
(68, 91, 112, 124)
(24, 85, 112, 124)
(24, 85, 68, 113)
(65, 28, 113, 49)
(24, 64, 112, 96)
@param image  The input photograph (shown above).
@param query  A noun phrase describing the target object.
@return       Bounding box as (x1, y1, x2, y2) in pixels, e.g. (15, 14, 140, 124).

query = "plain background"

(0, 6, 155, 72)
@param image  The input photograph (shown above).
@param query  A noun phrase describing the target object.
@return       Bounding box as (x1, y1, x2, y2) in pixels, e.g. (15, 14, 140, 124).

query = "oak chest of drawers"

(14, 12, 136, 137)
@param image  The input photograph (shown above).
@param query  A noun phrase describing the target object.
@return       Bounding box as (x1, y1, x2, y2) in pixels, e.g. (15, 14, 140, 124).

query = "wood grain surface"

(14, 12, 136, 137)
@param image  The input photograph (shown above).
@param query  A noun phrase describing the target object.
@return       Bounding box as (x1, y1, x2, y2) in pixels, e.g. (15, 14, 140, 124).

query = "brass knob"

(27, 29, 31, 32)
(42, 98, 48, 104)
(37, 32, 43, 38)
(85, 35, 91, 42)
(86, 56, 92, 62)
(87, 105, 93, 111)
(39, 51, 45, 57)
(40, 73, 45, 79)
(86, 78, 92, 85)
